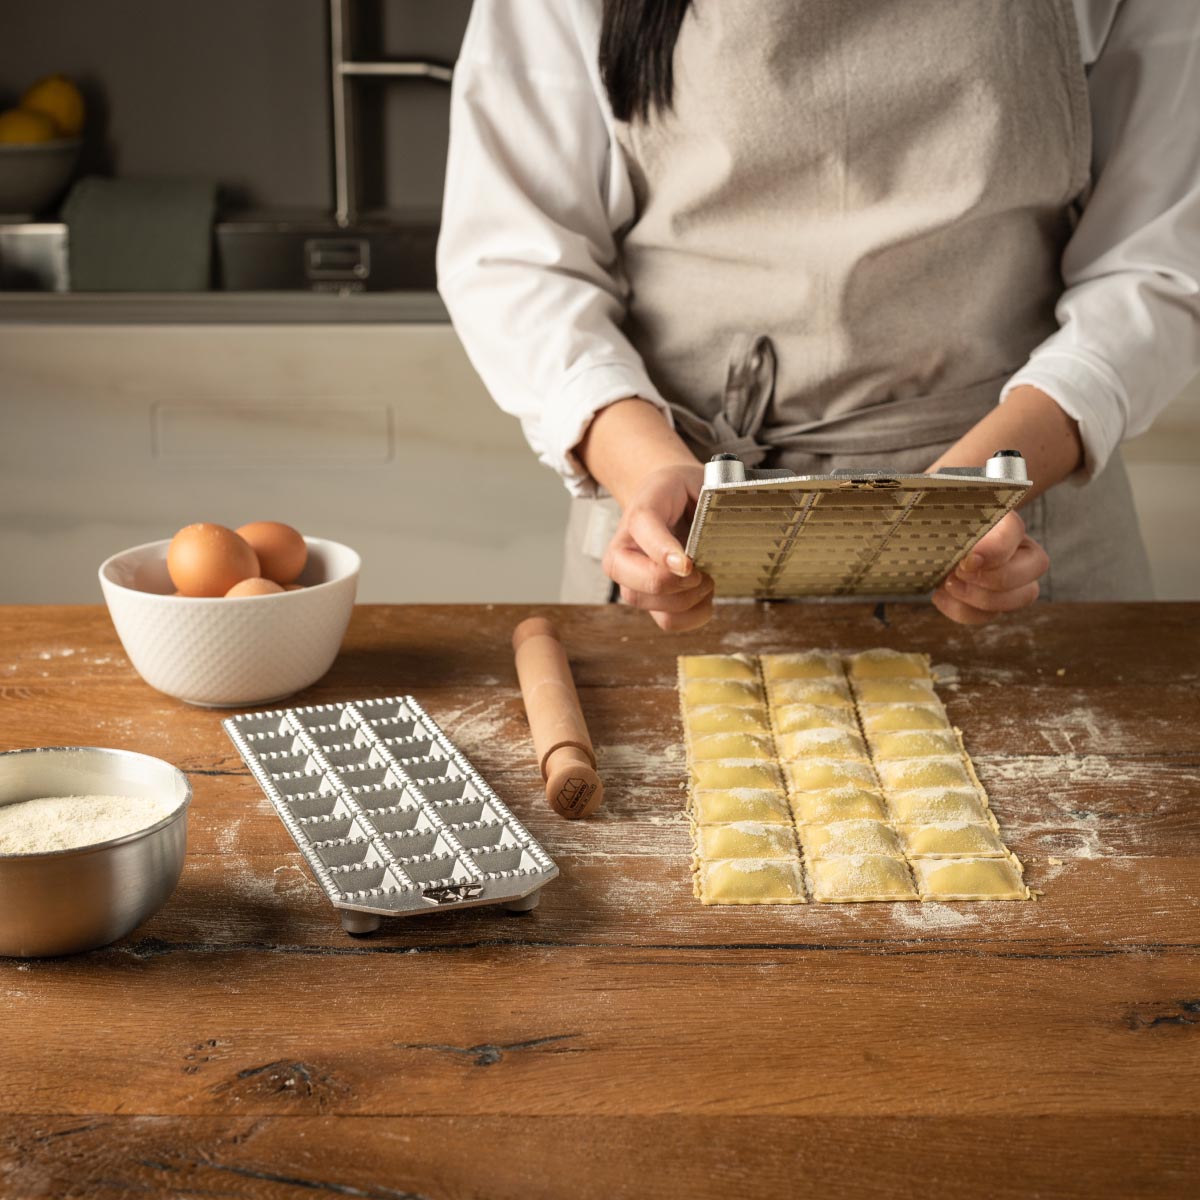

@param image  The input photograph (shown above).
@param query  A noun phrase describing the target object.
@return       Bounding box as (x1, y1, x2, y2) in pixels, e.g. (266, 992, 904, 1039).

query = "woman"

(438, 0, 1200, 630)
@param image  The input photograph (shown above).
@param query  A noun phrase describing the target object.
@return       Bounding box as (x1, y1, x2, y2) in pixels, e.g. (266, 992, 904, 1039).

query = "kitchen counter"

(0, 290, 448, 324)
(2, 602, 1198, 1198)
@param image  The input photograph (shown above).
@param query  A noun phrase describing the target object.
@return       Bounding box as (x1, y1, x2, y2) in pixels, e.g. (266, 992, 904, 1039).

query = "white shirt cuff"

(541, 361, 673, 499)
(1000, 349, 1129, 484)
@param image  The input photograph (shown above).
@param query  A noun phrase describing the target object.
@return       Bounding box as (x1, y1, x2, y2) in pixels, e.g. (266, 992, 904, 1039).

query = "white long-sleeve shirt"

(438, 0, 1200, 496)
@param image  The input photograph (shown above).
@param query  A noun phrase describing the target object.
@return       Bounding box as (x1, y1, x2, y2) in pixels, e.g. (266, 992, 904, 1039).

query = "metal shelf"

(330, 0, 454, 227)
(338, 61, 453, 83)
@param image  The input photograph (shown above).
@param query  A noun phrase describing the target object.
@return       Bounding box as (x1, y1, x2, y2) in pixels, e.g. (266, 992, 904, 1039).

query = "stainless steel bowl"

(0, 747, 190, 957)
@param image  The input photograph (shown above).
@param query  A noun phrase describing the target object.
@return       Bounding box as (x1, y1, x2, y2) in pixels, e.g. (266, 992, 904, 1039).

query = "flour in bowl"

(0, 794, 177, 854)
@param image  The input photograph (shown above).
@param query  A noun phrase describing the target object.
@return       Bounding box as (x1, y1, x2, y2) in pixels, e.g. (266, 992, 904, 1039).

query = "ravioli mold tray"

(223, 696, 558, 933)
(685, 450, 1030, 599)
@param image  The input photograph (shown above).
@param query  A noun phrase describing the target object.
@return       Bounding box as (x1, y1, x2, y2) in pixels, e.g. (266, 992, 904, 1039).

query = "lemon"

(20, 74, 85, 137)
(0, 107, 60, 144)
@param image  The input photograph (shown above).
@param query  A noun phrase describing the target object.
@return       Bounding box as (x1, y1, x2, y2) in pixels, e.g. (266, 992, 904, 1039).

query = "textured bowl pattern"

(99, 537, 359, 707)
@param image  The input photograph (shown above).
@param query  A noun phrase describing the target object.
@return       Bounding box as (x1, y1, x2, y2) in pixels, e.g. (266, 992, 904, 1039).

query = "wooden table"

(2, 602, 1198, 1198)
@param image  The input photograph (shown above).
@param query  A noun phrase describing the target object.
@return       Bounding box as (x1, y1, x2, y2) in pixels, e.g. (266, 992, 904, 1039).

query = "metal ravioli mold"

(223, 696, 558, 934)
(684, 452, 1031, 599)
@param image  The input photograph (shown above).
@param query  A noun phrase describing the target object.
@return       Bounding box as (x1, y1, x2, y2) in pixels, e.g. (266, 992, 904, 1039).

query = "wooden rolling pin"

(512, 617, 604, 819)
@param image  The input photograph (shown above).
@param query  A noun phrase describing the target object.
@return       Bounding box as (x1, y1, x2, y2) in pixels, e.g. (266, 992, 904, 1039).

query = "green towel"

(63, 176, 217, 291)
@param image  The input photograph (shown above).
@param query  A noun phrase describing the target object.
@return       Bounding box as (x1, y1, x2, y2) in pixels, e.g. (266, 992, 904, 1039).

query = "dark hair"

(599, 0, 694, 123)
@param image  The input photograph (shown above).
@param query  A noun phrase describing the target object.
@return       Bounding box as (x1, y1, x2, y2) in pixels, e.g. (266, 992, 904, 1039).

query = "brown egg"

(284, 584, 304, 591)
(225, 577, 285, 598)
(167, 524, 259, 597)
(235, 521, 307, 585)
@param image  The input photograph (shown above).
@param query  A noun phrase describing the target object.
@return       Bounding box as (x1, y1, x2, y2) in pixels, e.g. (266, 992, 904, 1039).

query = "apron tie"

(671, 334, 777, 468)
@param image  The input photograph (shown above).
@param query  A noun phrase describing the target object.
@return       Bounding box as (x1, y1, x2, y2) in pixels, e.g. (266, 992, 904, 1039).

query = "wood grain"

(5, 1116, 1197, 1200)
(1, 602, 1198, 1198)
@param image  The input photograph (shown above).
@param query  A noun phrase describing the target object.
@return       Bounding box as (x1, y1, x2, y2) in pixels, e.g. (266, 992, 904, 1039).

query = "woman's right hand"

(602, 463, 714, 632)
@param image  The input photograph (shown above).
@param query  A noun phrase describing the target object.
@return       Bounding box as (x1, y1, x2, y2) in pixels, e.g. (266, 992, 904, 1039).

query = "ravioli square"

(900, 823, 1007, 858)
(690, 759, 783, 791)
(885, 788, 990, 825)
(679, 653, 758, 682)
(810, 854, 917, 902)
(685, 705, 772, 736)
(845, 649, 933, 680)
(857, 703, 950, 734)
(773, 703, 859, 733)
(692, 788, 793, 825)
(775, 728, 868, 762)
(697, 822, 798, 859)
(852, 678, 939, 705)
(760, 651, 842, 681)
(683, 678, 764, 708)
(784, 758, 876, 794)
(876, 757, 971, 792)
(913, 857, 1029, 900)
(791, 787, 888, 823)
(799, 819, 904, 860)
(868, 729, 960, 760)
(691, 732, 775, 761)
(698, 858, 807, 904)
(767, 678, 853, 709)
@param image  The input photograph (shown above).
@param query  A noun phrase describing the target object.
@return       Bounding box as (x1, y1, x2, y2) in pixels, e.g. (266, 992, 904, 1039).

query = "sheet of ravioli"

(843, 649, 1030, 902)
(678, 648, 1030, 904)
(679, 653, 805, 904)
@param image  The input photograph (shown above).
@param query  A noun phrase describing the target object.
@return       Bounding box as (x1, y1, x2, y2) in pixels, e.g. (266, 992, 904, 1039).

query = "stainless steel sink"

(215, 212, 438, 292)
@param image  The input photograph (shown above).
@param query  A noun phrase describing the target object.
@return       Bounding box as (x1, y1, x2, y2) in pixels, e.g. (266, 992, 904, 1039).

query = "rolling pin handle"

(544, 743, 603, 820)
(539, 739, 597, 780)
(512, 616, 604, 819)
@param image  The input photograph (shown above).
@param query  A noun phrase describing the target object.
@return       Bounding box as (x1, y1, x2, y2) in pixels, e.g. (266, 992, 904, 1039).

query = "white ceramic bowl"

(99, 536, 360, 707)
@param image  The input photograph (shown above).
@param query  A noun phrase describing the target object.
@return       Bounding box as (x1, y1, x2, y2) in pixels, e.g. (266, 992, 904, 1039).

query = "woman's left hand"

(931, 510, 1049, 625)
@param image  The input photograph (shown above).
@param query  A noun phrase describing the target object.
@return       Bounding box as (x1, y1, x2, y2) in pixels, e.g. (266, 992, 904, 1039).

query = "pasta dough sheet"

(680, 653, 758, 682)
(697, 858, 807, 905)
(690, 758, 783, 792)
(761, 651, 842, 680)
(683, 679, 764, 708)
(773, 703, 859, 733)
(791, 787, 889, 823)
(784, 758, 876, 793)
(845, 649, 933, 680)
(697, 822, 799, 860)
(692, 788, 792, 825)
(691, 732, 776, 761)
(678, 651, 1030, 905)
(800, 819, 905, 860)
(868, 729, 960, 760)
(900, 823, 1008, 859)
(810, 854, 918, 902)
(858, 703, 950, 733)
(685, 705, 772, 736)
(766, 678, 854, 709)
(775, 728, 869, 761)
(853, 678, 940, 705)
(912, 856, 1028, 900)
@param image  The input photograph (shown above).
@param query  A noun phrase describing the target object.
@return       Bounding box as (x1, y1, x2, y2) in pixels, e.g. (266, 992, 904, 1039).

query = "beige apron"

(563, 0, 1152, 603)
